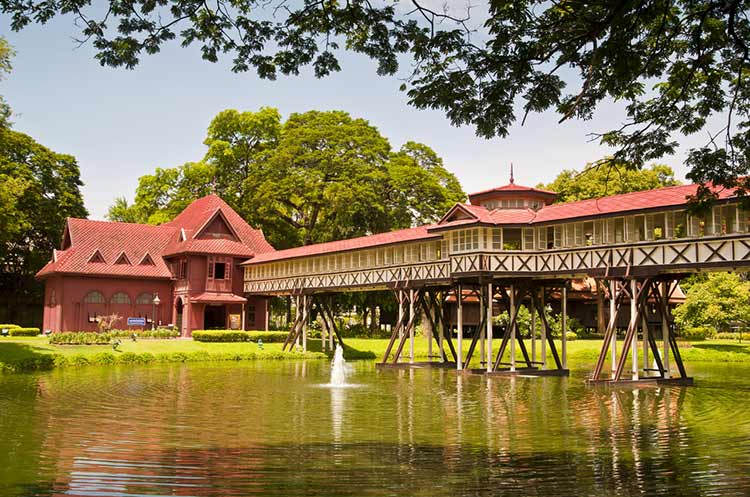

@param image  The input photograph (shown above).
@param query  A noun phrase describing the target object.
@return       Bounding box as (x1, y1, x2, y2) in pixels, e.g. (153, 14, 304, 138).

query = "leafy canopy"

(3, 1, 749, 200)
(674, 272, 750, 332)
(108, 108, 465, 248)
(538, 161, 681, 203)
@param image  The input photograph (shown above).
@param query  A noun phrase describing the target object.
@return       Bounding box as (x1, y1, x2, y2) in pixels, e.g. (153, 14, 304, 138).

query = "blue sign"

(127, 317, 147, 326)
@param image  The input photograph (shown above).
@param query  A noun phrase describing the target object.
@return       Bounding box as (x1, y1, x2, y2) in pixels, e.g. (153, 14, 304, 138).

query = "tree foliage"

(108, 108, 465, 248)
(3, 1, 749, 200)
(0, 126, 88, 298)
(0, 37, 14, 128)
(674, 272, 750, 332)
(538, 161, 681, 203)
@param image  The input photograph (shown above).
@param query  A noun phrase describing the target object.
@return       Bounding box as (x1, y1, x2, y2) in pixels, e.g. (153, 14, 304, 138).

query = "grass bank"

(0, 337, 325, 373)
(2, 336, 748, 374)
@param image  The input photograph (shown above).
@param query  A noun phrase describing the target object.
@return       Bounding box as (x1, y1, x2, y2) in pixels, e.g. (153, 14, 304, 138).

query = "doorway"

(204, 305, 226, 329)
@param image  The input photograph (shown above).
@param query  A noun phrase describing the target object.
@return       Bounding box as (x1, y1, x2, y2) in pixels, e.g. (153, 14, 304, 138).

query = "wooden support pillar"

(610, 280, 617, 379)
(321, 305, 327, 353)
(438, 292, 445, 363)
(630, 279, 639, 381)
(531, 291, 536, 364)
(486, 281, 493, 373)
(540, 286, 547, 370)
(480, 287, 486, 367)
(662, 281, 671, 379)
(302, 294, 308, 352)
(328, 296, 334, 351)
(562, 284, 568, 370)
(510, 284, 516, 372)
(642, 314, 649, 372)
(409, 288, 415, 364)
(241, 305, 246, 332)
(457, 284, 463, 370)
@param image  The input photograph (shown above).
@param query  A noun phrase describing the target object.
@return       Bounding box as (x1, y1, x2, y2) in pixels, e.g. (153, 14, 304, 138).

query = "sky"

(1, 11, 704, 220)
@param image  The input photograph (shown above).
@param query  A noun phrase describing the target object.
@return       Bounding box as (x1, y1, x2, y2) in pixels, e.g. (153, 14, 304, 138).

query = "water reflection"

(0, 362, 748, 496)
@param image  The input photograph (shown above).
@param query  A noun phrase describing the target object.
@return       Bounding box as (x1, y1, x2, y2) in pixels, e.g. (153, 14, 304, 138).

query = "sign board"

(127, 317, 147, 327)
(229, 314, 242, 330)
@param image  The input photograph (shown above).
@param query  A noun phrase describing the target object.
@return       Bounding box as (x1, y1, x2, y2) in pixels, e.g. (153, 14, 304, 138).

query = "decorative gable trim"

(88, 250, 105, 263)
(61, 221, 73, 250)
(438, 204, 480, 225)
(114, 251, 131, 265)
(194, 208, 240, 242)
(180, 228, 187, 241)
(139, 253, 155, 266)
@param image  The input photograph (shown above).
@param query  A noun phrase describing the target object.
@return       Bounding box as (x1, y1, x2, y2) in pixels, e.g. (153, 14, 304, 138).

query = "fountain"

(329, 345, 348, 387)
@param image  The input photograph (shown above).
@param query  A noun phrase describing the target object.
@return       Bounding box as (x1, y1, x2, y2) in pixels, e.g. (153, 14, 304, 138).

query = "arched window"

(83, 291, 105, 304)
(110, 292, 131, 304)
(135, 292, 153, 305)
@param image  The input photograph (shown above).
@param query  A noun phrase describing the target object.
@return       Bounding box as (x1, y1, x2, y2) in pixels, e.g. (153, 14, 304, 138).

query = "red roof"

(190, 293, 247, 304)
(244, 225, 441, 265)
(469, 183, 557, 198)
(37, 194, 274, 279)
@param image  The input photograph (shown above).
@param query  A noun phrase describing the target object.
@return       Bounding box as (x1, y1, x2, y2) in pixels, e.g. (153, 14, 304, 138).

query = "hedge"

(9, 327, 40, 337)
(49, 329, 180, 345)
(192, 330, 288, 343)
(0, 349, 325, 373)
(680, 326, 716, 341)
(0, 324, 21, 330)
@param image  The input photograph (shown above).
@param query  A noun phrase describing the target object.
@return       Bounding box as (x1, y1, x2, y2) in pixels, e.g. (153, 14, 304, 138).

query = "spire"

(510, 162, 515, 184)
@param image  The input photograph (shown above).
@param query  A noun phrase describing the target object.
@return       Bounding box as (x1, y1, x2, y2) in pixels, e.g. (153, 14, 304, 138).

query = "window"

(554, 226, 563, 248)
(583, 222, 594, 246)
(111, 292, 131, 304)
(136, 293, 153, 305)
(492, 228, 502, 250)
(503, 228, 522, 250)
(523, 228, 535, 250)
(634, 216, 646, 241)
(84, 291, 105, 304)
(210, 261, 227, 280)
(537, 227, 548, 250)
(673, 211, 687, 238)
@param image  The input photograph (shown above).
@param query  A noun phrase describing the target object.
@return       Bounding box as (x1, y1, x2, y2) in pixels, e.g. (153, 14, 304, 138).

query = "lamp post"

(152, 293, 161, 330)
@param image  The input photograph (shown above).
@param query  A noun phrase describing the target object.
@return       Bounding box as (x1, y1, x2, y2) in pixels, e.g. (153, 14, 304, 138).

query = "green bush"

(48, 329, 179, 345)
(680, 326, 716, 341)
(716, 331, 746, 340)
(565, 331, 578, 341)
(9, 327, 40, 337)
(192, 330, 288, 343)
(0, 324, 20, 330)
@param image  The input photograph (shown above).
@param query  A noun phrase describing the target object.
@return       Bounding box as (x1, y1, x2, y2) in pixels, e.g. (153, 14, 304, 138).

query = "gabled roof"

(244, 225, 441, 265)
(36, 219, 176, 279)
(37, 194, 275, 279)
(162, 194, 274, 257)
(469, 183, 557, 197)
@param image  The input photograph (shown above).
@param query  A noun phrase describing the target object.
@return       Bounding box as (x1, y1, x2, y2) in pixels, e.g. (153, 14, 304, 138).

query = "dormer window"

(208, 257, 229, 280)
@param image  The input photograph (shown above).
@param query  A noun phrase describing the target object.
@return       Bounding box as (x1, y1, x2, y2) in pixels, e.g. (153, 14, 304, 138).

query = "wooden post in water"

(479, 286, 486, 368)
(486, 281, 493, 373)
(302, 294, 308, 352)
(562, 284, 568, 370)
(662, 280, 671, 379)
(531, 291, 536, 365)
(540, 286, 547, 370)
(631, 279, 639, 381)
(510, 284, 516, 372)
(457, 284, 463, 370)
(409, 288, 415, 364)
(610, 280, 617, 379)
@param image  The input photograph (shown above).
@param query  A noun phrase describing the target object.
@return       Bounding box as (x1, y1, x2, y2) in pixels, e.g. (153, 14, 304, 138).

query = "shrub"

(716, 331, 746, 340)
(109, 328, 180, 339)
(49, 332, 111, 345)
(9, 327, 40, 337)
(565, 331, 578, 341)
(0, 324, 20, 330)
(192, 330, 288, 342)
(680, 326, 716, 341)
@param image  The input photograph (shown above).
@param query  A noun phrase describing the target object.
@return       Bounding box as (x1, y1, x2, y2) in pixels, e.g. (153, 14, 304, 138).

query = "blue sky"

(2, 14, 702, 220)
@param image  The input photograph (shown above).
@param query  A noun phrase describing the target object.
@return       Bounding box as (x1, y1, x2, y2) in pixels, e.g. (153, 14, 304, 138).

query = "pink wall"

(42, 276, 173, 332)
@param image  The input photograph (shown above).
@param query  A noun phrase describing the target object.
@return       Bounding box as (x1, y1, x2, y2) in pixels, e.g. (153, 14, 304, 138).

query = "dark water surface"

(1, 360, 749, 497)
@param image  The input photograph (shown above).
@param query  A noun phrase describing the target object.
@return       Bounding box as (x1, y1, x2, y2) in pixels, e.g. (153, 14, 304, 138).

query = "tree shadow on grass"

(690, 343, 750, 354)
(0, 342, 56, 371)
(299, 338, 377, 360)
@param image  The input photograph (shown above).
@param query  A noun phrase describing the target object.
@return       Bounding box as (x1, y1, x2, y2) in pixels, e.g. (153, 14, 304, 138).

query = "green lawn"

(1, 335, 748, 374)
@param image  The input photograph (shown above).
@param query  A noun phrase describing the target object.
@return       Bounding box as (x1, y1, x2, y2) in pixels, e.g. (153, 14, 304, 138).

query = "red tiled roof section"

(245, 225, 441, 265)
(469, 183, 557, 197)
(532, 183, 736, 223)
(162, 194, 275, 257)
(36, 219, 176, 279)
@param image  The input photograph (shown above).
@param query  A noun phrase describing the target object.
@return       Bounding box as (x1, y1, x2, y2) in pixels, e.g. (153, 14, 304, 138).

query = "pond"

(1, 359, 749, 496)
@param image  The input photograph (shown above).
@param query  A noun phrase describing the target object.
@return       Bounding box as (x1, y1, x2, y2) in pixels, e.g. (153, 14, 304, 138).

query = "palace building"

(37, 194, 274, 336)
(38, 173, 750, 384)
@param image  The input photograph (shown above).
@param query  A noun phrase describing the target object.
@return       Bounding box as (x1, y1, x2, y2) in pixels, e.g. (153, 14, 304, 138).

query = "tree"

(109, 108, 465, 248)
(538, 161, 681, 203)
(0, 37, 14, 129)
(0, 126, 88, 310)
(674, 273, 750, 333)
(4, 2, 749, 199)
